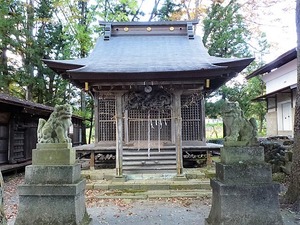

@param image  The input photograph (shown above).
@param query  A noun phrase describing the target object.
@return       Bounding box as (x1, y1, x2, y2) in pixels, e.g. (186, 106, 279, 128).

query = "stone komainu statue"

(222, 100, 257, 146)
(37, 104, 72, 143)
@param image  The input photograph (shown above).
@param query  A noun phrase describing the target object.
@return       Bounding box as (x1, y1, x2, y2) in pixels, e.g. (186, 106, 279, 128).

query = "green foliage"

(96, 0, 140, 22)
(0, 0, 26, 93)
(0, 0, 99, 105)
(205, 99, 225, 119)
(203, 0, 251, 58)
(157, 0, 182, 21)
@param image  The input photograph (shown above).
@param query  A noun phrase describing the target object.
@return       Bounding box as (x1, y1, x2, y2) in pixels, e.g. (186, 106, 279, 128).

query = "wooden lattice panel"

(181, 96, 203, 141)
(98, 99, 116, 141)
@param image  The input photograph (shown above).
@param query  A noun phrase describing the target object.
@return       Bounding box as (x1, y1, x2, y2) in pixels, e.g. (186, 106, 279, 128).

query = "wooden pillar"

(94, 92, 99, 143)
(124, 110, 129, 144)
(115, 93, 123, 177)
(174, 90, 183, 176)
(201, 95, 206, 143)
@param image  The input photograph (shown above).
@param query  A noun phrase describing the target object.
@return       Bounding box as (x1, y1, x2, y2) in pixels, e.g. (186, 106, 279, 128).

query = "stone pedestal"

(15, 143, 91, 225)
(205, 146, 283, 225)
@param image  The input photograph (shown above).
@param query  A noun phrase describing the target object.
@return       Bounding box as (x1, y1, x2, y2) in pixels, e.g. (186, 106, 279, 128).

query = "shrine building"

(43, 21, 253, 177)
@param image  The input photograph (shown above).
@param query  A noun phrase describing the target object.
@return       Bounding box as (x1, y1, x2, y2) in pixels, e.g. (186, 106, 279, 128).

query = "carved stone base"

(15, 144, 91, 225)
(206, 146, 283, 225)
(15, 179, 91, 225)
(205, 179, 283, 225)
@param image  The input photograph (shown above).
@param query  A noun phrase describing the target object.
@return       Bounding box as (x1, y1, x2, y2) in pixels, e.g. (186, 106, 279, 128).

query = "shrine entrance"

(94, 86, 205, 174)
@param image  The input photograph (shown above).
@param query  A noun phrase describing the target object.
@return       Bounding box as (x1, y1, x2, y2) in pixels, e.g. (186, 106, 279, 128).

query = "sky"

(258, 1, 296, 62)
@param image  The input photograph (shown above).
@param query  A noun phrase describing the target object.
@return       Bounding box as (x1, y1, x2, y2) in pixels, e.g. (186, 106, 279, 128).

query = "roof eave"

(66, 67, 230, 80)
(251, 86, 295, 101)
(42, 59, 85, 71)
(65, 67, 242, 93)
(214, 57, 255, 73)
(246, 48, 296, 79)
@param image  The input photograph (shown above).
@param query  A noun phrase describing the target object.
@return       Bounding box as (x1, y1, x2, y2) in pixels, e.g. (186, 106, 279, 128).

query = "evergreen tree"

(34, 0, 71, 105)
(157, 0, 182, 21)
(0, 0, 25, 95)
(203, 0, 251, 58)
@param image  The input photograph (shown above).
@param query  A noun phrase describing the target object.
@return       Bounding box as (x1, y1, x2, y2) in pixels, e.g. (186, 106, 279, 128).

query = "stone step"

(123, 151, 176, 156)
(125, 173, 177, 180)
(123, 148, 176, 153)
(81, 168, 210, 180)
(123, 169, 176, 176)
(123, 155, 177, 161)
(87, 179, 211, 191)
(123, 165, 177, 172)
(123, 148, 176, 172)
(123, 160, 176, 166)
(88, 189, 212, 200)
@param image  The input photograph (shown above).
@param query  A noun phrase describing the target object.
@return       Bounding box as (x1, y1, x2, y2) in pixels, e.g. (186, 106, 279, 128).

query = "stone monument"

(15, 104, 91, 225)
(205, 101, 283, 225)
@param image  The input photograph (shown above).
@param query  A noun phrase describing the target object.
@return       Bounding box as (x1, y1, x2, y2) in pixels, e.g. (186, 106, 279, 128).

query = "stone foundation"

(205, 146, 283, 225)
(15, 143, 91, 225)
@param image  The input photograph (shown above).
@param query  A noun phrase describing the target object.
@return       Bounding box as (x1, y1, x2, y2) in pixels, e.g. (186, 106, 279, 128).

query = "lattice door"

(127, 109, 172, 143)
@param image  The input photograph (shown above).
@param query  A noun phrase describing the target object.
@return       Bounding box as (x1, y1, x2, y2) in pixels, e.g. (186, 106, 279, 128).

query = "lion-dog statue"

(222, 100, 257, 146)
(37, 104, 72, 143)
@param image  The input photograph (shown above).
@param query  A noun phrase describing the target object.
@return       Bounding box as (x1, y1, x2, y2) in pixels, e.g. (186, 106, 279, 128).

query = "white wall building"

(247, 48, 297, 137)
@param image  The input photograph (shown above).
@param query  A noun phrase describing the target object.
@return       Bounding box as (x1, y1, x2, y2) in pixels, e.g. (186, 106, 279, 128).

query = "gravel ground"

(3, 172, 300, 225)
(87, 199, 210, 225)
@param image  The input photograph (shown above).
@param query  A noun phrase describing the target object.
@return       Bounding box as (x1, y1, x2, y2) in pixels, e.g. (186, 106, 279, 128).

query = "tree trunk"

(284, 0, 300, 210)
(25, 0, 35, 101)
(0, 46, 9, 92)
(79, 0, 88, 58)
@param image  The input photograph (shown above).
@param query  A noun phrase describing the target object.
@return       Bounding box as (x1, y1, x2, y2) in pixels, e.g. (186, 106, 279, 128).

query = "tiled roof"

(45, 35, 251, 74)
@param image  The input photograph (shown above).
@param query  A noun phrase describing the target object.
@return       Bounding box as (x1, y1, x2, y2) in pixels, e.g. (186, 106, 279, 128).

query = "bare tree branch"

(132, 0, 145, 21)
(148, 0, 161, 21)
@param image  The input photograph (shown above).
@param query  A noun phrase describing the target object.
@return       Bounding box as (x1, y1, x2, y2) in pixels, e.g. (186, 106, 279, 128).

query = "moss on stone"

(272, 172, 286, 183)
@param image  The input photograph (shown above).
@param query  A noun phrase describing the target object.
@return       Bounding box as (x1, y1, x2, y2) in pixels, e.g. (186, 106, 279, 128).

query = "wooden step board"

(123, 149, 177, 173)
